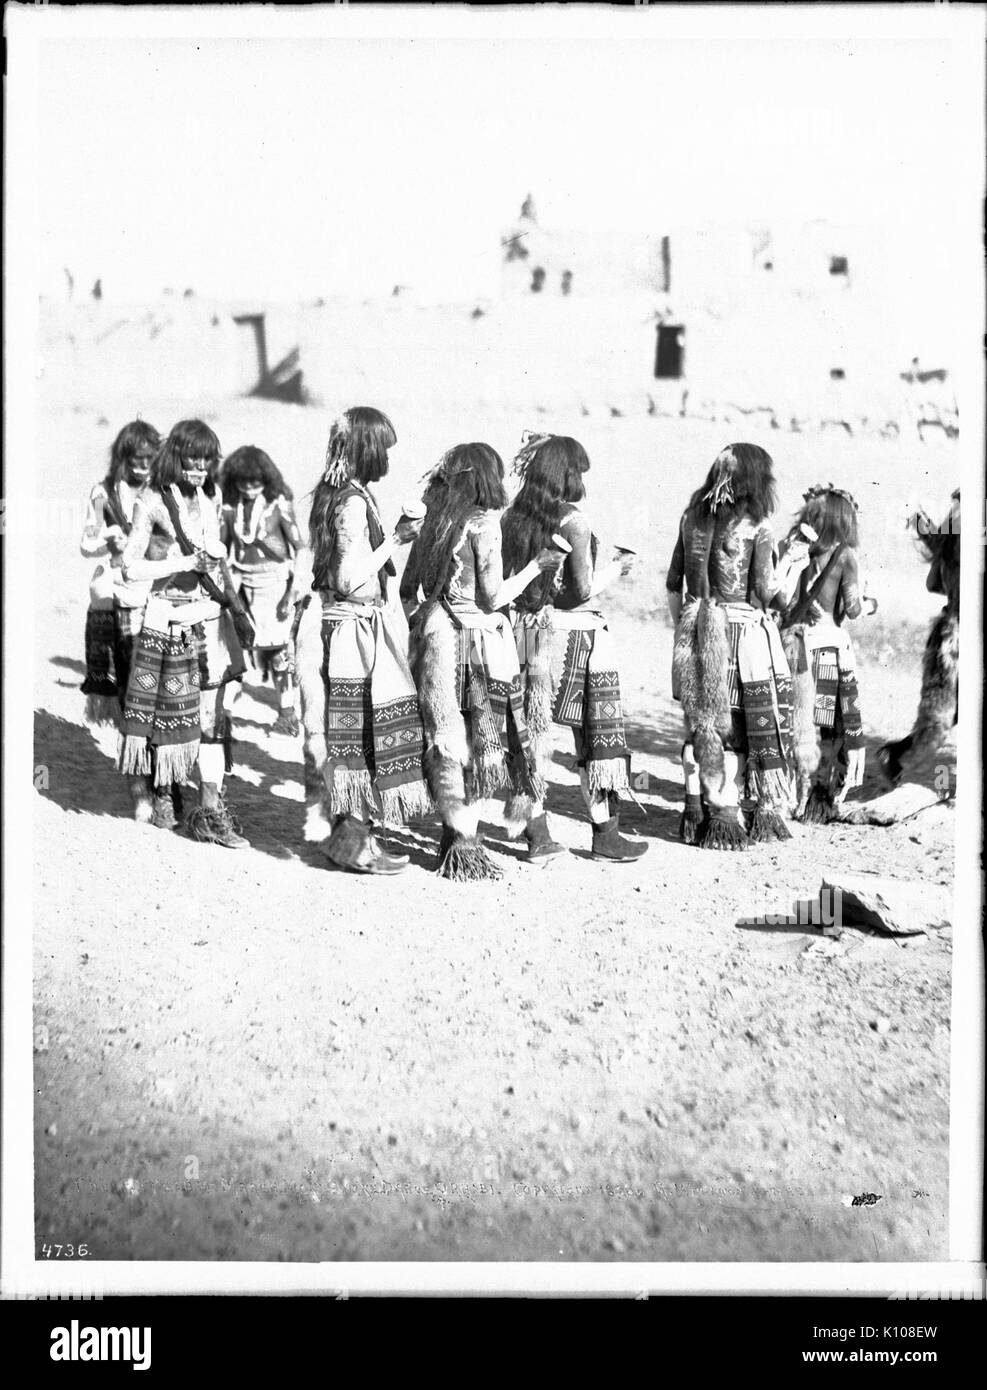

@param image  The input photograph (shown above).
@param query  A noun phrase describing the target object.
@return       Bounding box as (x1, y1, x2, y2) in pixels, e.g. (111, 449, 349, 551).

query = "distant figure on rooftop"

(531, 266, 546, 294)
(91, 279, 102, 301)
(561, 270, 573, 296)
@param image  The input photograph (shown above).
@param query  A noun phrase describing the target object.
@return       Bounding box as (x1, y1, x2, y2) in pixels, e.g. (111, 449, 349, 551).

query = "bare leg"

(578, 768, 610, 826)
(185, 687, 248, 848)
(271, 648, 300, 735)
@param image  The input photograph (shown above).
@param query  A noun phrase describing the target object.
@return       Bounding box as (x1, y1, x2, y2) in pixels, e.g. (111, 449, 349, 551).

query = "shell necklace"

(169, 484, 217, 550)
(234, 494, 274, 548)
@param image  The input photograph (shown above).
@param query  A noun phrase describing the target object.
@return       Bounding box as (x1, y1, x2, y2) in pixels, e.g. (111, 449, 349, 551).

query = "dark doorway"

(654, 324, 685, 379)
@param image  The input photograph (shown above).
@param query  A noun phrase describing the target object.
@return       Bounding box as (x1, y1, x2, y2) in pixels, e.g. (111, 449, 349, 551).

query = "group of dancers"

(79, 410, 875, 877)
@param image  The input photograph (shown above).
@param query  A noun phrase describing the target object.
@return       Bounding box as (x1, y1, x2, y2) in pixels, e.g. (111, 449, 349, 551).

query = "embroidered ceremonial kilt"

(810, 646, 864, 747)
(318, 600, 431, 821)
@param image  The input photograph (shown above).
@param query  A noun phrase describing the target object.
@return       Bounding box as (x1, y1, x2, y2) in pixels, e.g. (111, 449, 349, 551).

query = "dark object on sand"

(820, 871, 950, 937)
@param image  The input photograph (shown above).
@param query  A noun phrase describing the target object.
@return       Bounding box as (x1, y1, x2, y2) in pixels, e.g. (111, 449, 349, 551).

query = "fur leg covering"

(674, 600, 735, 810)
(503, 624, 557, 824)
(127, 775, 155, 824)
(522, 622, 557, 803)
(800, 782, 836, 823)
(835, 610, 958, 825)
(698, 806, 748, 851)
(302, 736, 333, 842)
(434, 827, 503, 882)
(748, 804, 793, 841)
(896, 609, 959, 791)
(877, 735, 912, 788)
(423, 747, 468, 826)
(781, 627, 821, 816)
(411, 604, 470, 765)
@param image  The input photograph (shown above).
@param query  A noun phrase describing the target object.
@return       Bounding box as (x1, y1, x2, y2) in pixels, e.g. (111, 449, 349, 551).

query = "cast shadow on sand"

(229, 734, 448, 872)
(49, 656, 87, 676)
(30, 708, 378, 869)
(35, 709, 132, 821)
(49, 655, 89, 689)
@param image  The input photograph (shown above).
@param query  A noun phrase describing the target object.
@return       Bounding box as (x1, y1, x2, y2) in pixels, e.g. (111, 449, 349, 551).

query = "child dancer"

(667, 444, 793, 848)
(501, 433, 647, 863)
(220, 445, 304, 736)
(295, 407, 431, 874)
(779, 485, 868, 821)
(118, 419, 249, 847)
(402, 442, 563, 878)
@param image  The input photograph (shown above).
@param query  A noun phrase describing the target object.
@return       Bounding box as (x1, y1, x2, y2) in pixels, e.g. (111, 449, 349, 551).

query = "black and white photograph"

(3, 2, 984, 1304)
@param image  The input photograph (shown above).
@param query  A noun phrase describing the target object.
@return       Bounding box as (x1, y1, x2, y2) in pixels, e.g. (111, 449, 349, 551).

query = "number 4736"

(40, 1243, 89, 1258)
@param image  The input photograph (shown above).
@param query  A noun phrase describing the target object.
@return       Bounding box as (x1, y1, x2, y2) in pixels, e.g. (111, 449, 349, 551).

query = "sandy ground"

(31, 329, 956, 1264)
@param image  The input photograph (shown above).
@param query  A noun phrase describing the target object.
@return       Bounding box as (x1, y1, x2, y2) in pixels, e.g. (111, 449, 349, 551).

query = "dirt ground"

(31, 343, 956, 1266)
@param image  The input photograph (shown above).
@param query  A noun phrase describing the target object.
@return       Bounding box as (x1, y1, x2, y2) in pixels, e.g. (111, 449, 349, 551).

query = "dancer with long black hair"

(79, 420, 160, 756)
(402, 442, 563, 878)
(501, 433, 647, 863)
(219, 445, 304, 736)
(118, 419, 250, 846)
(779, 485, 869, 821)
(667, 443, 793, 849)
(296, 407, 431, 874)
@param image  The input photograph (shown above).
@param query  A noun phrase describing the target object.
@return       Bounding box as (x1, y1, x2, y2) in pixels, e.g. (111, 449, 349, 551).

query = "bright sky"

(22, 8, 984, 303)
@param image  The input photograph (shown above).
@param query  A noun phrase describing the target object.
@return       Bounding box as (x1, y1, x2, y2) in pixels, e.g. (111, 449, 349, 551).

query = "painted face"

(180, 454, 211, 490)
(126, 446, 156, 484)
(238, 478, 264, 501)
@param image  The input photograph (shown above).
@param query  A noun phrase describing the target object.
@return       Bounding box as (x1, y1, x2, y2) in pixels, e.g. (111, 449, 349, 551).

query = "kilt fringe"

(381, 780, 433, 824)
(324, 767, 375, 820)
(317, 766, 433, 824)
(585, 753, 632, 793)
(504, 793, 533, 820)
(119, 732, 199, 787)
(119, 733, 153, 777)
(745, 765, 793, 808)
(467, 727, 515, 800)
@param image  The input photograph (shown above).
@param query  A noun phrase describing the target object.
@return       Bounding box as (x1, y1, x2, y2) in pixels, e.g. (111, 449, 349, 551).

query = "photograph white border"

(3, 2, 984, 1300)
